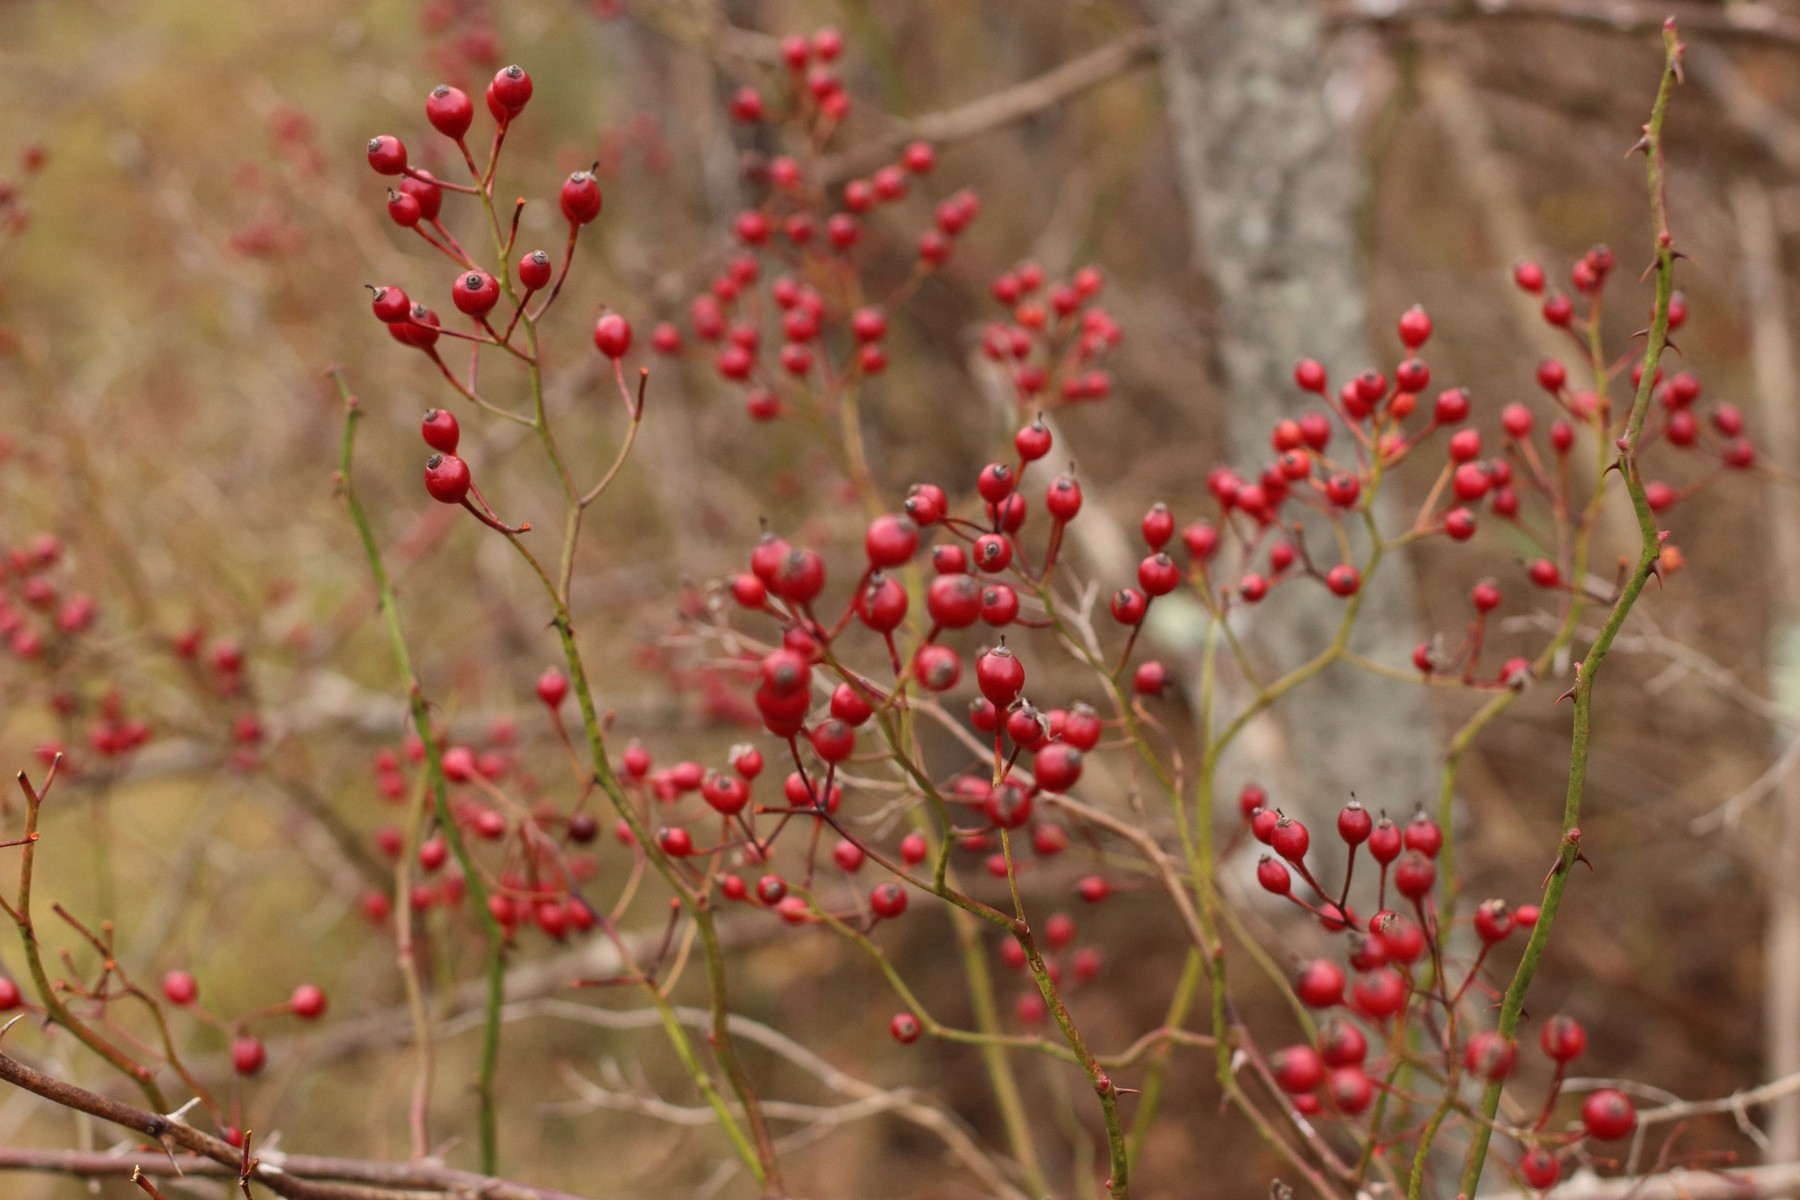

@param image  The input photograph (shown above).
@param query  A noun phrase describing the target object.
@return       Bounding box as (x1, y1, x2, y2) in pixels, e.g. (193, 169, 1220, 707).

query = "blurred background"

(0, 0, 1797, 1196)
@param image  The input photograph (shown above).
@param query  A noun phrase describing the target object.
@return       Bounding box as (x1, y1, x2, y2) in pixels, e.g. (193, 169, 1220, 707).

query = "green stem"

(1456, 28, 1683, 1194)
(334, 380, 506, 1173)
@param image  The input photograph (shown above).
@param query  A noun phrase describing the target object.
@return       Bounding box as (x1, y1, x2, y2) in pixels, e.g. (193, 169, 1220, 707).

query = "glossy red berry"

(1398, 304, 1432, 349)
(1133, 661, 1167, 696)
(1256, 854, 1291, 895)
(1471, 581, 1502, 613)
(366, 135, 407, 175)
(1393, 850, 1436, 900)
(423, 454, 471, 504)
(1045, 474, 1083, 521)
(1111, 588, 1147, 625)
(1015, 419, 1052, 462)
(979, 585, 1020, 626)
(1337, 801, 1372, 845)
(1294, 359, 1327, 393)
(1270, 1045, 1326, 1094)
(973, 533, 1013, 573)
(1033, 743, 1083, 793)
(421, 408, 459, 454)
(1294, 959, 1345, 1008)
(593, 314, 632, 359)
(370, 286, 411, 323)
(1271, 816, 1310, 863)
(977, 463, 1015, 504)
(975, 645, 1025, 706)
(453, 270, 499, 316)
(1581, 1089, 1637, 1141)
(1138, 553, 1180, 597)
(1403, 812, 1442, 858)
(1350, 969, 1407, 1020)
(890, 1013, 922, 1044)
(518, 250, 552, 290)
(426, 84, 474, 139)
(491, 65, 533, 114)
(1519, 1148, 1560, 1191)
(290, 984, 328, 1019)
(1326, 565, 1360, 597)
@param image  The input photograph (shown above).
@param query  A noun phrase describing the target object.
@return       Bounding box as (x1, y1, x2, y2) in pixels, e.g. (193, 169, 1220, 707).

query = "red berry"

(162, 971, 198, 1006)
(1239, 573, 1269, 603)
(1327, 1067, 1374, 1114)
(1111, 588, 1148, 625)
(975, 645, 1025, 706)
(423, 454, 471, 504)
(366, 135, 407, 175)
(1250, 807, 1280, 845)
(1256, 854, 1291, 895)
(452, 270, 499, 317)
(870, 882, 908, 919)
(1542, 293, 1573, 326)
(1337, 801, 1372, 845)
(977, 462, 1016, 504)
(290, 984, 328, 1019)
(420, 408, 460, 454)
(1580, 1089, 1637, 1141)
(656, 827, 693, 857)
(1133, 661, 1167, 696)
(1514, 260, 1546, 293)
(1294, 359, 1327, 393)
(491, 65, 533, 114)
(1033, 743, 1083, 793)
(517, 250, 552, 291)
(913, 644, 962, 692)
(1474, 898, 1513, 943)
(1045, 474, 1083, 521)
(890, 1012, 922, 1043)
(973, 533, 1013, 573)
(232, 1036, 267, 1076)
(1270, 1045, 1326, 1094)
(1540, 1014, 1588, 1062)
(1435, 387, 1471, 424)
(1294, 959, 1345, 1008)
(1138, 553, 1179, 597)
(1393, 851, 1436, 900)
(979, 585, 1020, 627)
(594, 314, 632, 359)
(1398, 304, 1432, 349)
(386, 189, 422, 227)
(1271, 816, 1310, 863)
(370, 286, 411, 323)
(1326, 565, 1360, 597)
(427, 84, 474, 139)
(1403, 812, 1442, 858)
(1318, 1019, 1367, 1067)
(1350, 969, 1407, 1020)
(1519, 1147, 1561, 1191)
(1464, 1031, 1515, 1080)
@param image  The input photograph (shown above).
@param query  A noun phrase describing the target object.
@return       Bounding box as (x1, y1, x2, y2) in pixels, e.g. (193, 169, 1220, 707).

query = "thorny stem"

(1456, 24, 1684, 1195)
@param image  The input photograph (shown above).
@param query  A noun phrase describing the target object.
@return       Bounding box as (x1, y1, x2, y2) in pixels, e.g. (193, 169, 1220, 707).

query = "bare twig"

(820, 29, 1163, 182)
(1328, 0, 1800, 52)
(1477, 1160, 1800, 1200)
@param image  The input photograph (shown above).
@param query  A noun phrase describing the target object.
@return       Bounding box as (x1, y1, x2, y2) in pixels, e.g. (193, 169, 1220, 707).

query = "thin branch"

(1327, 0, 1800, 52)
(820, 29, 1163, 182)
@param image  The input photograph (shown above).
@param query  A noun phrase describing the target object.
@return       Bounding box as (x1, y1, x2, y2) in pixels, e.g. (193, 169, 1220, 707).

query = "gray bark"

(1152, 0, 1439, 826)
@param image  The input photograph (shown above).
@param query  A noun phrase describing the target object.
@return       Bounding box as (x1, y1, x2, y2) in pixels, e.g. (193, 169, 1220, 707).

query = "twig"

(1327, 0, 1800, 52)
(819, 29, 1163, 182)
